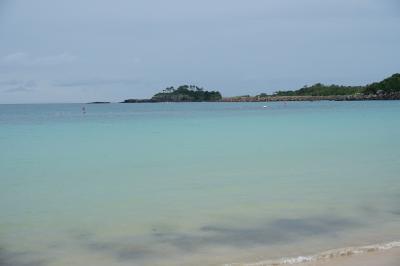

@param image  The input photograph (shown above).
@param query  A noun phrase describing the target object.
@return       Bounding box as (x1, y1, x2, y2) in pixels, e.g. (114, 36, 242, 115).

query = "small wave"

(225, 241, 400, 266)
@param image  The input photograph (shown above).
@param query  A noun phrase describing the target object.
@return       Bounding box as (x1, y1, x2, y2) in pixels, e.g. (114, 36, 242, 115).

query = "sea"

(1, 101, 400, 266)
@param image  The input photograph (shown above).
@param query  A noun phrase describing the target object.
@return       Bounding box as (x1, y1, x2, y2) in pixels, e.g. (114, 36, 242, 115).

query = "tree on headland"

(364, 73, 400, 95)
(151, 85, 222, 102)
(122, 73, 400, 103)
(273, 84, 364, 96)
(258, 73, 400, 97)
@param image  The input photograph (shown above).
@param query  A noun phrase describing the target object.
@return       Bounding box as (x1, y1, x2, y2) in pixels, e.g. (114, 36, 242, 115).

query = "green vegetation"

(274, 84, 364, 96)
(263, 73, 400, 97)
(122, 73, 400, 103)
(364, 73, 400, 95)
(151, 85, 222, 102)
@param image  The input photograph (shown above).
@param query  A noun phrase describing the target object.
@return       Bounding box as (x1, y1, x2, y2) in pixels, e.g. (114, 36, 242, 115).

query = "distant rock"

(121, 99, 155, 103)
(122, 85, 222, 103)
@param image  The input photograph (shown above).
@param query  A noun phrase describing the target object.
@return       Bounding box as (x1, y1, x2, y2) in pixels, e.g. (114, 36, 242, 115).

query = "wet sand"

(301, 248, 400, 266)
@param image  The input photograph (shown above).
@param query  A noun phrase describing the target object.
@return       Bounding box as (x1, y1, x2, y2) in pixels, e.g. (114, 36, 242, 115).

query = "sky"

(0, 0, 399, 103)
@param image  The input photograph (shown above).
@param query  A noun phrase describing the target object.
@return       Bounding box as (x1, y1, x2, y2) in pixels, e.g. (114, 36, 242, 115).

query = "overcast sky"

(0, 0, 399, 103)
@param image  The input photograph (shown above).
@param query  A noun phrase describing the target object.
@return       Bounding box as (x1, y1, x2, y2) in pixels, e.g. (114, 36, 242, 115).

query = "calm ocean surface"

(1, 102, 400, 265)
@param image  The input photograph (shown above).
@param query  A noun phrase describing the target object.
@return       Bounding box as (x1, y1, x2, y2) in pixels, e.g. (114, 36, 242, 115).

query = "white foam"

(225, 241, 400, 266)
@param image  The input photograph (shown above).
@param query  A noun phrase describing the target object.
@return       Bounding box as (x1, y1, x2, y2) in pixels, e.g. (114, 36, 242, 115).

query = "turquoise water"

(1, 102, 400, 265)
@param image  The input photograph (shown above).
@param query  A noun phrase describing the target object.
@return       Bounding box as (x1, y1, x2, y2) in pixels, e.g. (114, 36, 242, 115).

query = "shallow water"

(0, 101, 400, 265)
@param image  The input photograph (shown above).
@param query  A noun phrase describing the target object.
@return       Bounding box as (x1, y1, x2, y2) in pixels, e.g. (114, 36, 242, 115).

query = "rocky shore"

(121, 93, 400, 103)
(221, 92, 400, 102)
(121, 99, 156, 103)
(119, 74, 400, 103)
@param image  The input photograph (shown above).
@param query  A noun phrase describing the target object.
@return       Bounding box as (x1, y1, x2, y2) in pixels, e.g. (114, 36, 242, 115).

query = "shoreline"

(302, 248, 400, 266)
(221, 93, 400, 102)
(118, 93, 400, 104)
(226, 241, 400, 266)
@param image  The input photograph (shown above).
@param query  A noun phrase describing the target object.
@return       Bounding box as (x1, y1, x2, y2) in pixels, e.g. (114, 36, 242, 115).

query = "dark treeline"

(122, 74, 400, 103)
(151, 85, 222, 102)
(266, 73, 400, 97)
(364, 73, 400, 95)
(273, 84, 364, 96)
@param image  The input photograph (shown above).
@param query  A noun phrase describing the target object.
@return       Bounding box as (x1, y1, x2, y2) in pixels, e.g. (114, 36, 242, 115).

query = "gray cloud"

(0, 0, 399, 103)
(54, 78, 141, 88)
(2, 52, 77, 67)
(4, 87, 33, 93)
(2, 80, 36, 93)
(0, 79, 21, 86)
